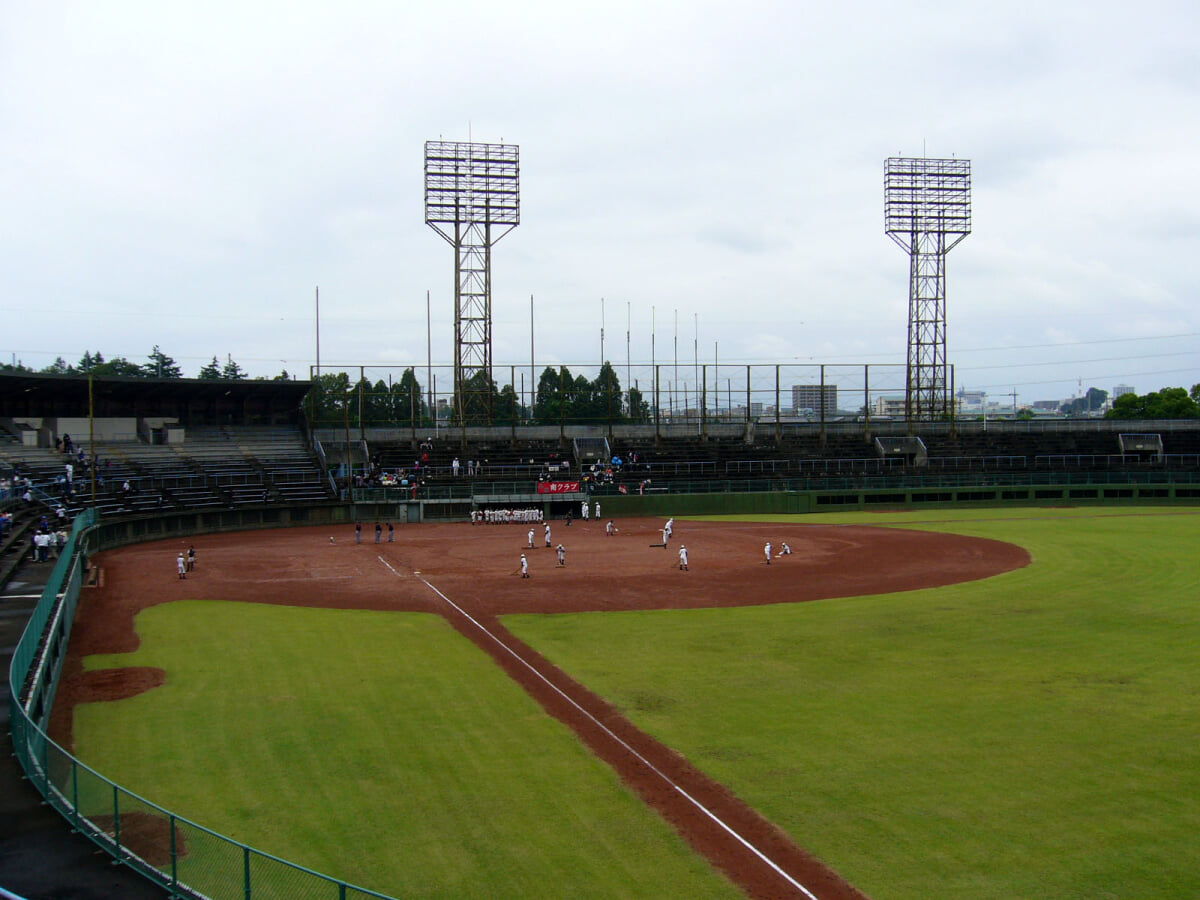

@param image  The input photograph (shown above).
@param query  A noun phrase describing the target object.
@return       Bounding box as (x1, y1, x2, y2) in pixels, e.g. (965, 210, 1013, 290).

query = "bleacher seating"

(0, 425, 333, 518)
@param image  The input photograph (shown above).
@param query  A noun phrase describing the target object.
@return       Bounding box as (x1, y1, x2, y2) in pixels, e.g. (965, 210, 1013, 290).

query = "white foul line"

(377, 556, 404, 578)
(414, 573, 820, 900)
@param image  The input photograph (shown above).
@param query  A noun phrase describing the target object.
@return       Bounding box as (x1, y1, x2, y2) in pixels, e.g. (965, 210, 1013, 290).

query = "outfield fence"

(7, 511, 399, 900)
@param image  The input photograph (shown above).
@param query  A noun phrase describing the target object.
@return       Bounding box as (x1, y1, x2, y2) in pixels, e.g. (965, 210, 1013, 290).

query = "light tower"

(425, 140, 520, 424)
(884, 156, 971, 422)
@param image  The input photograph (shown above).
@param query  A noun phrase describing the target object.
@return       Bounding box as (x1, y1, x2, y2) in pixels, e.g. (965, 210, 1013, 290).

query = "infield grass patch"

(506, 507, 1200, 900)
(75, 603, 740, 900)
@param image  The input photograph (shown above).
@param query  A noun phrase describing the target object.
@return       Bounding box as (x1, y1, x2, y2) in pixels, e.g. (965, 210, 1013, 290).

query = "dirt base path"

(56, 518, 1029, 899)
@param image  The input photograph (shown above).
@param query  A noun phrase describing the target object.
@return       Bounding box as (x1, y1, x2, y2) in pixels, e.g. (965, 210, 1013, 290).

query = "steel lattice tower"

(425, 141, 520, 424)
(885, 157, 971, 422)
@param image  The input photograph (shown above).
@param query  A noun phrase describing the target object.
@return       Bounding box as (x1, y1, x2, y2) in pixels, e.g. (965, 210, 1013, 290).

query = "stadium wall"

(574, 480, 1200, 519)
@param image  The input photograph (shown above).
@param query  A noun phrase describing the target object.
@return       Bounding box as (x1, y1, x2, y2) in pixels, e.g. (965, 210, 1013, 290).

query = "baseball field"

(55, 506, 1200, 899)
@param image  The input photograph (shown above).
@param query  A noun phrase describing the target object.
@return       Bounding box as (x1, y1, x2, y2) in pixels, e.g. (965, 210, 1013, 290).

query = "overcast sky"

(2, 1, 1198, 404)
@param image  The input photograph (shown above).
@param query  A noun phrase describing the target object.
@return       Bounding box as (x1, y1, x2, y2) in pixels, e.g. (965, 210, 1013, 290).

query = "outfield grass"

(75, 603, 740, 900)
(505, 507, 1200, 900)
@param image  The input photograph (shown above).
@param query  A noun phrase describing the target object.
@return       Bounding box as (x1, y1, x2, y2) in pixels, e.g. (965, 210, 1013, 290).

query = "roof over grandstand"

(0, 371, 312, 427)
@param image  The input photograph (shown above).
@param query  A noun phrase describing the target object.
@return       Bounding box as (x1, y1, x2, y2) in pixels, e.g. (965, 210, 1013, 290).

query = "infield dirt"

(55, 517, 1029, 899)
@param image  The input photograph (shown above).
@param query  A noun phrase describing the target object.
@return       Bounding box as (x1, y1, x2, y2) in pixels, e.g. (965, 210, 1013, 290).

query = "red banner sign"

(537, 480, 581, 494)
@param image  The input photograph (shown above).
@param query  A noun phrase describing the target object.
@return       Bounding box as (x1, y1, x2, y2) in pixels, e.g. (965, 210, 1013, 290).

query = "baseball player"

(176, 553, 187, 580)
(679, 544, 688, 571)
(388, 522, 394, 542)
(375, 522, 382, 544)
(527, 528, 535, 548)
(581, 500, 589, 521)
(594, 500, 601, 520)
(664, 517, 674, 539)
(355, 522, 362, 544)
(545, 523, 552, 547)
(661, 527, 670, 549)
(187, 546, 196, 571)
(764, 541, 772, 565)
(780, 542, 792, 556)
(556, 543, 566, 566)
(605, 519, 614, 536)
(520, 553, 530, 578)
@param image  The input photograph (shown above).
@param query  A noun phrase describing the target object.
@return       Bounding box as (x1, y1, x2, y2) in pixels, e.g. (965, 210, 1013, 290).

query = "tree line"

(2, 347, 292, 381)
(1106, 385, 1200, 419)
(7, 349, 1198, 424)
(306, 362, 651, 428)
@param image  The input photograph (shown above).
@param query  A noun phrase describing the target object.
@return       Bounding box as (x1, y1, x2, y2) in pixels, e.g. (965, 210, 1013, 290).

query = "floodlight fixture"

(425, 140, 520, 424)
(884, 156, 971, 423)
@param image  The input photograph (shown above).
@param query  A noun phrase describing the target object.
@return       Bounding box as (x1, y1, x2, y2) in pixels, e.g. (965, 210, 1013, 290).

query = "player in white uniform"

(582, 500, 589, 521)
(780, 542, 792, 555)
(520, 553, 529, 578)
(594, 500, 600, 520)
(556, 543, 566, 566)
(679, 544, 688, 570)
(764, 541, 772, 565)
(664, 518, 674, 539)
(527, 528, 535, 548)
(545, 523, 552, 547)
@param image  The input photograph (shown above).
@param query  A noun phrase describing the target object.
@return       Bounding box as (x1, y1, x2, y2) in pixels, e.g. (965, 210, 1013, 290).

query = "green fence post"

(113, 784, 121, 852)
(170, 814, 178, 890)
(71, 760, 79, 831)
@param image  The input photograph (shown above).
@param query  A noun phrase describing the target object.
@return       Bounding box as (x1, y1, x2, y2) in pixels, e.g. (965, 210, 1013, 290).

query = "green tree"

(592, 362, 623, 424)
(90, 356, 144, 377)
(77, 351, 104, 372)
(306, 372, 352, 427)
(222, 357, 248, 380)
(1107, 387, 1200, 419)
(393, 368, 426, 426)
(494, 383, 526, 426)
(358, 378, 394, 427)
(534, 366, 570, 423)
(627, 385, 651, 423)
(451, 370, 505, 425)
(198, 356, 223, 380)
(144, 345, 183, 378)
(40, 357, 74, 375)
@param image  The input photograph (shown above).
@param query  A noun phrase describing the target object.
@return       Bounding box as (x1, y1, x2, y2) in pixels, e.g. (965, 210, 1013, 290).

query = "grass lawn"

(505, 507, 1200, 900)
(74, 602, 741, 900)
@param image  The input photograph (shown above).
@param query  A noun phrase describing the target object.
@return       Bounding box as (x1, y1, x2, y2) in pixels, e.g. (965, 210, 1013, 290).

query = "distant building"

(791, 384, 837, 416)
(1112, 384, 1136, 401)
(956, 390, 987, 414)
(873, 395, 907, 417)
(1032, 400, 1060, 411)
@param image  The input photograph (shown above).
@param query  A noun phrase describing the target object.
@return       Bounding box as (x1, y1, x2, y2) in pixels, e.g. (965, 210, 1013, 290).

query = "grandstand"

(0, 372, 336, 539)
(3, 369, 1200, 532)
